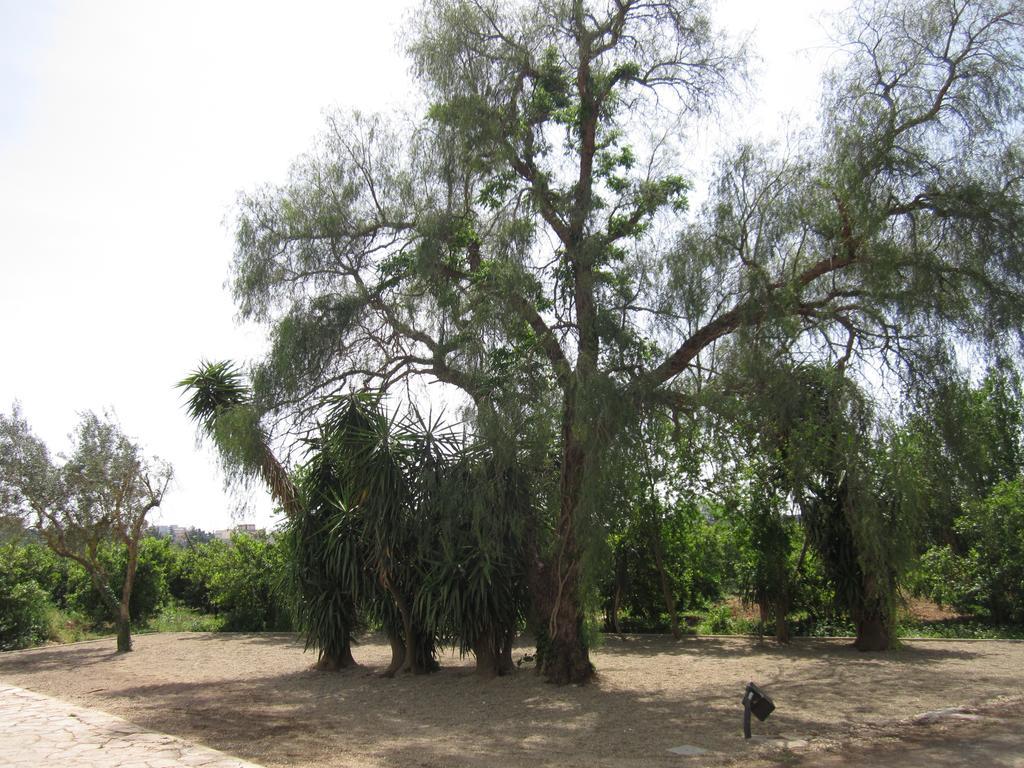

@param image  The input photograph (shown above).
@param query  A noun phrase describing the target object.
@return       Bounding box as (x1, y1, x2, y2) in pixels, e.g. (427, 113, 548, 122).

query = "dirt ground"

(1, 632, 1022, 768)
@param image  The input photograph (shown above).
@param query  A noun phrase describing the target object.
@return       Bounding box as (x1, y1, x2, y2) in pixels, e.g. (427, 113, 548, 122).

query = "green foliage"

(145, 603, 224, 633)
(895, 620, 1024, 640)
(415, 450, 530, 658)
(191, 0, 1024, 679)
(675, 511, 734, 608)
(285, 394, 529, 672)
(43, 607, 105, 644)
(207, 534, 293, 632)
(601, 499, 734, 633)
(0, 543, 54, 650)
(913, 479, 1024, 623)
(178, 361, 267, 488)
(787, 547, 844, 630)
(167, 540, 221, 613)
(906, 364, 1023, 543)
(698, 604, 732, 635)
(7, 540, 75, 609)
(908, 545, 973, 612)
(697, 604, 738, 635)
(720, 458, 798, 632)
(955, 479, 1024, 623)
(904, 367, 1024, 624)
(0, 534, 295, 647)
(178, 360, 250, 432)
(66, 537, 172, 624)
(179, 360, 299, 521)
(285, 434, 365, 664)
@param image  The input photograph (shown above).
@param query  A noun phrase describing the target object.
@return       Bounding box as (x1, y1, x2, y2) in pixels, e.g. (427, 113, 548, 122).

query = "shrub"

(67, 537, 171, 624)
(14, 542, 75, 609)
(910, 479, 1024, 623)
(167, 540, 220, 613)
(698, 604, 737, 635)
(0, 543, 53, 650)
(146, 603, 224, 633)
(208, 534, 292, 631)
(908, 544, 973, 613)
(957, 479, 1024, 623)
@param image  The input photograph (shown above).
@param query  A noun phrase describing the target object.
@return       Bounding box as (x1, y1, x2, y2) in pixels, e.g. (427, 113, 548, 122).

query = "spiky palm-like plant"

(314, 395, 440, 676)
(178, 360, 299, 519)
(180, 368, 531, 675)
(284, 450, 363, 669)
(414, 450, 528, 677)
(305, 395, 529, 677)
(180, 361, 364, 670)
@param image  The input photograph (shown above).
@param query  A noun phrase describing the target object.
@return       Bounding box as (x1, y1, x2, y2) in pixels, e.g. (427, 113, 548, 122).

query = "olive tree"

(0, 407, 172, 651)
(228, 0, 1024, 681)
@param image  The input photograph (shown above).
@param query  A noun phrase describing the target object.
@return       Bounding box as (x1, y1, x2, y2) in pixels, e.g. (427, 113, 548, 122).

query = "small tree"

(0, 407, 172, 652)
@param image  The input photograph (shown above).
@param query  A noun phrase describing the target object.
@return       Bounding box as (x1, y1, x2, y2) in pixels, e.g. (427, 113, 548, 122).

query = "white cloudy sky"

(0, 0, 848, 532)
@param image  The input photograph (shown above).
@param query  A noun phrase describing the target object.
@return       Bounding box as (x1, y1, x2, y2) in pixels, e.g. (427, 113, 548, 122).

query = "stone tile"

(0, 682, 265, 768)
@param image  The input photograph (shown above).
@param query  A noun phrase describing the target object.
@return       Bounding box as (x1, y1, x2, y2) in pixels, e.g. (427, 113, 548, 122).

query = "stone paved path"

(0, 683, 264, 768)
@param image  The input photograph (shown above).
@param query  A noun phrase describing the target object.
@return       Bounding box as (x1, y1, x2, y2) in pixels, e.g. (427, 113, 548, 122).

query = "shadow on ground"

(1, 633, 1020, 768)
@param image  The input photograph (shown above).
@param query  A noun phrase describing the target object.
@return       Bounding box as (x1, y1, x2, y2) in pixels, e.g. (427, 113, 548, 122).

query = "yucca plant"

(314, 395, 440, 676)
(284, 449, 363, 669)
(308, 395, 530, 677)
(177, 360, 300, 519)
(180, 367, 532, 676)
(179, 361, 362, 669)
(414, 451, 529, 676)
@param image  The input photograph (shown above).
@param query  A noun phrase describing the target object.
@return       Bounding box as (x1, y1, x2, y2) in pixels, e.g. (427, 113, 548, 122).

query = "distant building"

(152, 524, 188, 543)
(212, 523, 265, 542)
(151, 525, 215, 545)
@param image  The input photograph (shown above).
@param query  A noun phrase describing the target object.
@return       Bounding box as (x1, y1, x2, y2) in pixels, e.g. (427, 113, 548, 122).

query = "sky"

(0, 0, 849, 532)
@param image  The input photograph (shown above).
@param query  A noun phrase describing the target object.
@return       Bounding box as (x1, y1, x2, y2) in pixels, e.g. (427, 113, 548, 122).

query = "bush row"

(0, 533, 292, 650)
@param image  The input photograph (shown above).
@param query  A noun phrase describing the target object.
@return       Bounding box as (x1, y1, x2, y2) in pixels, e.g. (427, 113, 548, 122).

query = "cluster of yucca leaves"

(180, 363, 529, 676)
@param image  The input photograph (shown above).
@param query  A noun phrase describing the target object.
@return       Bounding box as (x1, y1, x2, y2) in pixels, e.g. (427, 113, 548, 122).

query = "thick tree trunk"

(537, 416, 594, 685)
(381, 617, 438, 677)
(474, 638, 499, 678)
(380, 569, 431, 675)
(854, 609, 890, 651)
(411, 627, 440, 674)
(87, 565, 129, 653)
(474, 626, 517, 678)
(315, 634, 357, 670)
(854, 575, 891, 651)
(499, 629, 515, 675)
(116, 606, 132, 653)
(609, 584, 623, 634)
(541, 615, 592, 684)
(383, 629, 406, 678)
(400, 606, 419, 674)
(116, 538, 140, 653)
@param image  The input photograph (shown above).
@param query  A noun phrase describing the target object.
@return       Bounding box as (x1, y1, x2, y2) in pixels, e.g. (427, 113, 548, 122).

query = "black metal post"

(743, 696, 752, 739)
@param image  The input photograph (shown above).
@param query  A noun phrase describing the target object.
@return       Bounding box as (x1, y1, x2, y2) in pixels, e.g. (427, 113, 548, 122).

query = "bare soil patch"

(1, 632, 1022, 767)
(899, 597, 965, 623)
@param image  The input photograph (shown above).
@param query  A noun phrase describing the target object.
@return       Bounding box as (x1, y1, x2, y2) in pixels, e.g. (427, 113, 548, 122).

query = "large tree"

(0, 408, 172, 652)
(230, 0, 1024, 682)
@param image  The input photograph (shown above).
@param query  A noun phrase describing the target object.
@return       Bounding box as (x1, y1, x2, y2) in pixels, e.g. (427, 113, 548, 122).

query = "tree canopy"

(226, 0, 1024, 682)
